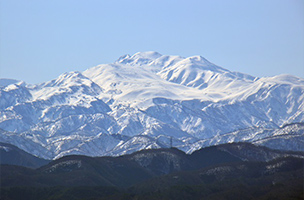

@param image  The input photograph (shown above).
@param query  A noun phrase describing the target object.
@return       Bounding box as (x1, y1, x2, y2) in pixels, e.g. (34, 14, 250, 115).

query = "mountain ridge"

(1, 142, 303, 193)
(0, 142, 50, 168)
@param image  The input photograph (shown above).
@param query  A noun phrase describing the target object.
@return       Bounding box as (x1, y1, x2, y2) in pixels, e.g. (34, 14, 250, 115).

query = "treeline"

(1, 159, 303, 200)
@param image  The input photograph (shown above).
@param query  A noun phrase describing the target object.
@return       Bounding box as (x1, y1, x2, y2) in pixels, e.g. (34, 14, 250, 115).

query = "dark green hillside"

(1, 157, 302, 200)
(1, 143, 303, 200)
(1, 154, 154, 188)
(131, 157, 304, 195)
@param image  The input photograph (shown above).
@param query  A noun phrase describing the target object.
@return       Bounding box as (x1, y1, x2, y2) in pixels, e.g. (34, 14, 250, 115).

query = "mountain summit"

(0, 52, 303, 159)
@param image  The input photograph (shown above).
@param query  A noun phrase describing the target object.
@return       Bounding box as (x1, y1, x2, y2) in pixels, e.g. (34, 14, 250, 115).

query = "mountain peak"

(116, 54, 131, 63)
(0, 79, 21, 88)
(180, 55, 225, 71)
(187, 55, 210, 63)
(131, 51, 162, 59)
(42, 71, 91, 88)
(116, 51, 162, 64)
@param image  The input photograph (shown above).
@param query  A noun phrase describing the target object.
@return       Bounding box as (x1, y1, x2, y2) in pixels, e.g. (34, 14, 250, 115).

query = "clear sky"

(0, 0, 303, 84)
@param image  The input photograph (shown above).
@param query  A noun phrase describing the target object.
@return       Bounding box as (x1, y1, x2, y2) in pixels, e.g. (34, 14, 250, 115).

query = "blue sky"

(0, 0, 303, 84)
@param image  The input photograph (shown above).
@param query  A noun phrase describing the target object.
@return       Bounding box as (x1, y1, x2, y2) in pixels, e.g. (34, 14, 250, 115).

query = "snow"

(0, 79, 20, 88)
(0, 51, 303, 159)
(0, 145, 12, 152)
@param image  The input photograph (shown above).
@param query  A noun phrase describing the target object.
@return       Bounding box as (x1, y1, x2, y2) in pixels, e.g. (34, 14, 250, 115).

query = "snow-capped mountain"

(0, 52, 303, 159)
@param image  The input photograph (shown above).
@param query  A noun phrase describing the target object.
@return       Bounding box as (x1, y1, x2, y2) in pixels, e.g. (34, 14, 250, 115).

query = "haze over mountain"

(0, 52, 303, 159)
(0, 142, 49, 168)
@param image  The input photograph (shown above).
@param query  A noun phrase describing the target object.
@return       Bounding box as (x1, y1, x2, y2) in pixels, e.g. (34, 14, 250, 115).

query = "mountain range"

(0, 51, 303, 159)
(1, 142, 303, 199)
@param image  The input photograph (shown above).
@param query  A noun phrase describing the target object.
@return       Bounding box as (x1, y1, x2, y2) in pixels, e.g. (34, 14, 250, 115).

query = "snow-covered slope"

(0, 51, 303, 159)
